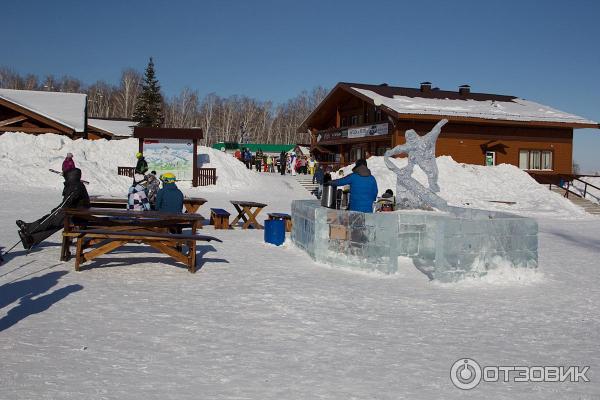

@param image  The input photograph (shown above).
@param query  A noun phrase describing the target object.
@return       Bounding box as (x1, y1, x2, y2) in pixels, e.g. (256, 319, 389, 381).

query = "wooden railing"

(194, 168, 217, 186)
(528, 172, 600, 199)
(118, 166, 135, 177)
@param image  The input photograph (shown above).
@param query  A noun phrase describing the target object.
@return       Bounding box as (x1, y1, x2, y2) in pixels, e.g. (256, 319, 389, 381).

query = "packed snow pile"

(336, 155, 590, 219)
(0, 132, 258, 195)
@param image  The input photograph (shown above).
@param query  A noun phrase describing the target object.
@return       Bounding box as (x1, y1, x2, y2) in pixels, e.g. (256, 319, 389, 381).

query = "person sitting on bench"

(16, 167, 90, 250)
(156, 173, 184, 213)
(127, 176, 151, 211)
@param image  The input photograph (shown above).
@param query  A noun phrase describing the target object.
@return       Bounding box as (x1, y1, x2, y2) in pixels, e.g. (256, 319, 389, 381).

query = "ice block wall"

(291, 200, 538, 282)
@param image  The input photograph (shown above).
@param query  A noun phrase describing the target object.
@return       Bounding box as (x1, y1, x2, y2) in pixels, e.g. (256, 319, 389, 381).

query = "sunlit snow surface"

(0, 132, 599, 398)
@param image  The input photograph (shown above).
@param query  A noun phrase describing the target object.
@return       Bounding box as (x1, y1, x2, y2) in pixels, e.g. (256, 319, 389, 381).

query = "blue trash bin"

(264, 219, 285, 246)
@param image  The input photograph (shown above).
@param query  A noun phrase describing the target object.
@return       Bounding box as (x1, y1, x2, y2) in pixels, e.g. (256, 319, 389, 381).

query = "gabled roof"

(299, 82, 599, 131)
(88, 118, 138, 138)
(0, 88, 87, 132)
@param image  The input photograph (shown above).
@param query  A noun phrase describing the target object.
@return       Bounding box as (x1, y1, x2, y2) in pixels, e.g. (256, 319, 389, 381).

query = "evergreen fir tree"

(133, 57, 164, 127)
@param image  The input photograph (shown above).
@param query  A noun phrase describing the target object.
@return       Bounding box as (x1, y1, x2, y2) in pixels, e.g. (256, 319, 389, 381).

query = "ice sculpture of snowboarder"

(384, 119, 450, 210)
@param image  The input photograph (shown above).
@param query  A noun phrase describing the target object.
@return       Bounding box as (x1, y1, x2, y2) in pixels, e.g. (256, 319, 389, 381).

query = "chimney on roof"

(459, 84, 471, 96)
(420, 82, 432, 92)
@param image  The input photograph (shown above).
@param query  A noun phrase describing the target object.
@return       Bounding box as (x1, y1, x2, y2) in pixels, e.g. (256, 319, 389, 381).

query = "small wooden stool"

(210, 208, 231, 229)
(268, 213, 292, 232)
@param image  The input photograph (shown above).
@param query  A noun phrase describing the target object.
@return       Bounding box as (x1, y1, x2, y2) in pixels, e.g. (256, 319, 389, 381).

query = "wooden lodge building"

(0, 88, 137, 140)
(298, 82, 599, 174)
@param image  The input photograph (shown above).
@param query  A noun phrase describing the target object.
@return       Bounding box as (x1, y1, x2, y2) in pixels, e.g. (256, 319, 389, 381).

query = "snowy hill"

(0, 132, 258, 196)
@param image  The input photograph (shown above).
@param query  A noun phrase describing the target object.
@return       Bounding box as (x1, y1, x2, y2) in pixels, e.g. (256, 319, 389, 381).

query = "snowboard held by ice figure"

(384, 118, 449, 211)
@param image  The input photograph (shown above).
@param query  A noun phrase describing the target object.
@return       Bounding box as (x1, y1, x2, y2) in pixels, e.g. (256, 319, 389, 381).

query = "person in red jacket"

(62, 153, 75, 173)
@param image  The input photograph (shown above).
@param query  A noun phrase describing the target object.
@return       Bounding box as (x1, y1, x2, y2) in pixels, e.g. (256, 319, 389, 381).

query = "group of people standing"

(234, 148, 316, 176)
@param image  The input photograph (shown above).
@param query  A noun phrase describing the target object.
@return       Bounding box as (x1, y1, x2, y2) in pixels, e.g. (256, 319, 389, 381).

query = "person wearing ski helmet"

(156, 173, 184, 213)
(135, 152, 148, 175)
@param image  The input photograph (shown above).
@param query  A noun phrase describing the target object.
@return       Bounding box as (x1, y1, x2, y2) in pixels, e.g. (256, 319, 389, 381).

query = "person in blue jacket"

(156, 173, 184, 213)
(329, 159, 378, 213)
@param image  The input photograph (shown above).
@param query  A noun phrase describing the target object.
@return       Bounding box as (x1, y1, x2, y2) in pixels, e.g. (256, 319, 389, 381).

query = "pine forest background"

(0, 66, 327, 146)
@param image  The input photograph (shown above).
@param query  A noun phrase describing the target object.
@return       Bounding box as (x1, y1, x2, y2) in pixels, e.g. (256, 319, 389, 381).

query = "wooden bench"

(69, 229, 222, 273)
(210, 208, 231, 229)
(61, 208, 218, 273)
(268, 213, 292, 232)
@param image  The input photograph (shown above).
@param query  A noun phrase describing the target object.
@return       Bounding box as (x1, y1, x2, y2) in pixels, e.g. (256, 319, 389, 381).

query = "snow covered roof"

(351, 86, 598, 126)
(0, 88, 86, 132)
(298, 83, 599, 131)
(88, 118, 138, 137)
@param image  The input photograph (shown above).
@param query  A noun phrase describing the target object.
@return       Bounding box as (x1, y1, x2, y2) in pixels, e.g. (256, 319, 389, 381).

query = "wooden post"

(192, 139, 198, 187)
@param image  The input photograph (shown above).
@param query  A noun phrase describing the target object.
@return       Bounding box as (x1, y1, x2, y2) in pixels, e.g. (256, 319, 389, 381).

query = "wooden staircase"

(294, 174, 319, 196)
(550, 188, 600, 215)
(529, 172, 600, 216)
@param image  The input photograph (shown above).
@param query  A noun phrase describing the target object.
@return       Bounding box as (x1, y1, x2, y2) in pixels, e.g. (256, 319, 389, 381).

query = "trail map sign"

(144, 139, 194, 180)
(133, 127, 203, 185)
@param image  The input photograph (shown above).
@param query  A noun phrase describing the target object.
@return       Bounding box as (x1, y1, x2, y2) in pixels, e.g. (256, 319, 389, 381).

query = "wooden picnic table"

(89, 196, 208, 213)
(229, 200, 268, 229)
(61, 207, 220, 273)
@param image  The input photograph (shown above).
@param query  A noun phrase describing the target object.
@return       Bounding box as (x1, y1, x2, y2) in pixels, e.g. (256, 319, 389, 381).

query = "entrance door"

(485, 151, 496, 166)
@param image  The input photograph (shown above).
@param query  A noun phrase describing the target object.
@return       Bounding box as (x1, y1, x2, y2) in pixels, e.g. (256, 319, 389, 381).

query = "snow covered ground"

(1, 184, 599, 399)
(1, 133, 599, 399)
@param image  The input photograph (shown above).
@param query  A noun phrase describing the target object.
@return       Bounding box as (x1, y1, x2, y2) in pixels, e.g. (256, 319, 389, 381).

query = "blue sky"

(3, 0, 599, 171)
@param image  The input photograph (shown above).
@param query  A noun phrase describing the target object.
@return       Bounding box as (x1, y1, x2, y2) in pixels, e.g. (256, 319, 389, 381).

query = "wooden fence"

(117, 166, 135, 177)
(194, 168, 217, 186)
(118, 166, 217, 186)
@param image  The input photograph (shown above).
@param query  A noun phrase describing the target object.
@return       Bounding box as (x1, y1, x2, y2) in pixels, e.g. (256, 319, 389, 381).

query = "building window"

(519, 149, 553, 170)
(375, 109, 382, 122)
(341, 117, 347, 127)
(351, 115, 359, 126)
(376, 146, 389, 156)
(350, 146, 362, 162)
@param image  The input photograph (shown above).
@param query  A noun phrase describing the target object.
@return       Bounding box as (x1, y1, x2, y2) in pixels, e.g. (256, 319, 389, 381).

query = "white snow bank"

(335, 155, 590, 219)
(0, 132, 258, 196)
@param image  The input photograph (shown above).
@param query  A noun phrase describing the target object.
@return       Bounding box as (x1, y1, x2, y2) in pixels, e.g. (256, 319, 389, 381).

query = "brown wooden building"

(0, 89, 137, 140)
(298, 82, 599, 174)
(0, 88, 87, 137)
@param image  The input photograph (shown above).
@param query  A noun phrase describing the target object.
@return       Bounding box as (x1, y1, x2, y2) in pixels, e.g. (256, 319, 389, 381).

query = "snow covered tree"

(133, 57, 164, 127)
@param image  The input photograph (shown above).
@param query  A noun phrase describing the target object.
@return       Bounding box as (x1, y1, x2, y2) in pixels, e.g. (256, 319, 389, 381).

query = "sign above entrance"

(348, 123, 389, 139)
(317, 123, 389, 142)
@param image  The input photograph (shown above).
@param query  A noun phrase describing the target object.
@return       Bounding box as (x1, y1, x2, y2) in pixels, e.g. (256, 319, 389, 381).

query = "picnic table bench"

(61, 208, 221, 273)
(89, 196, 208, 214)
(229, 200, 268, 229)
(267, 213, 292, 232)
(210, 208, 231, 229)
